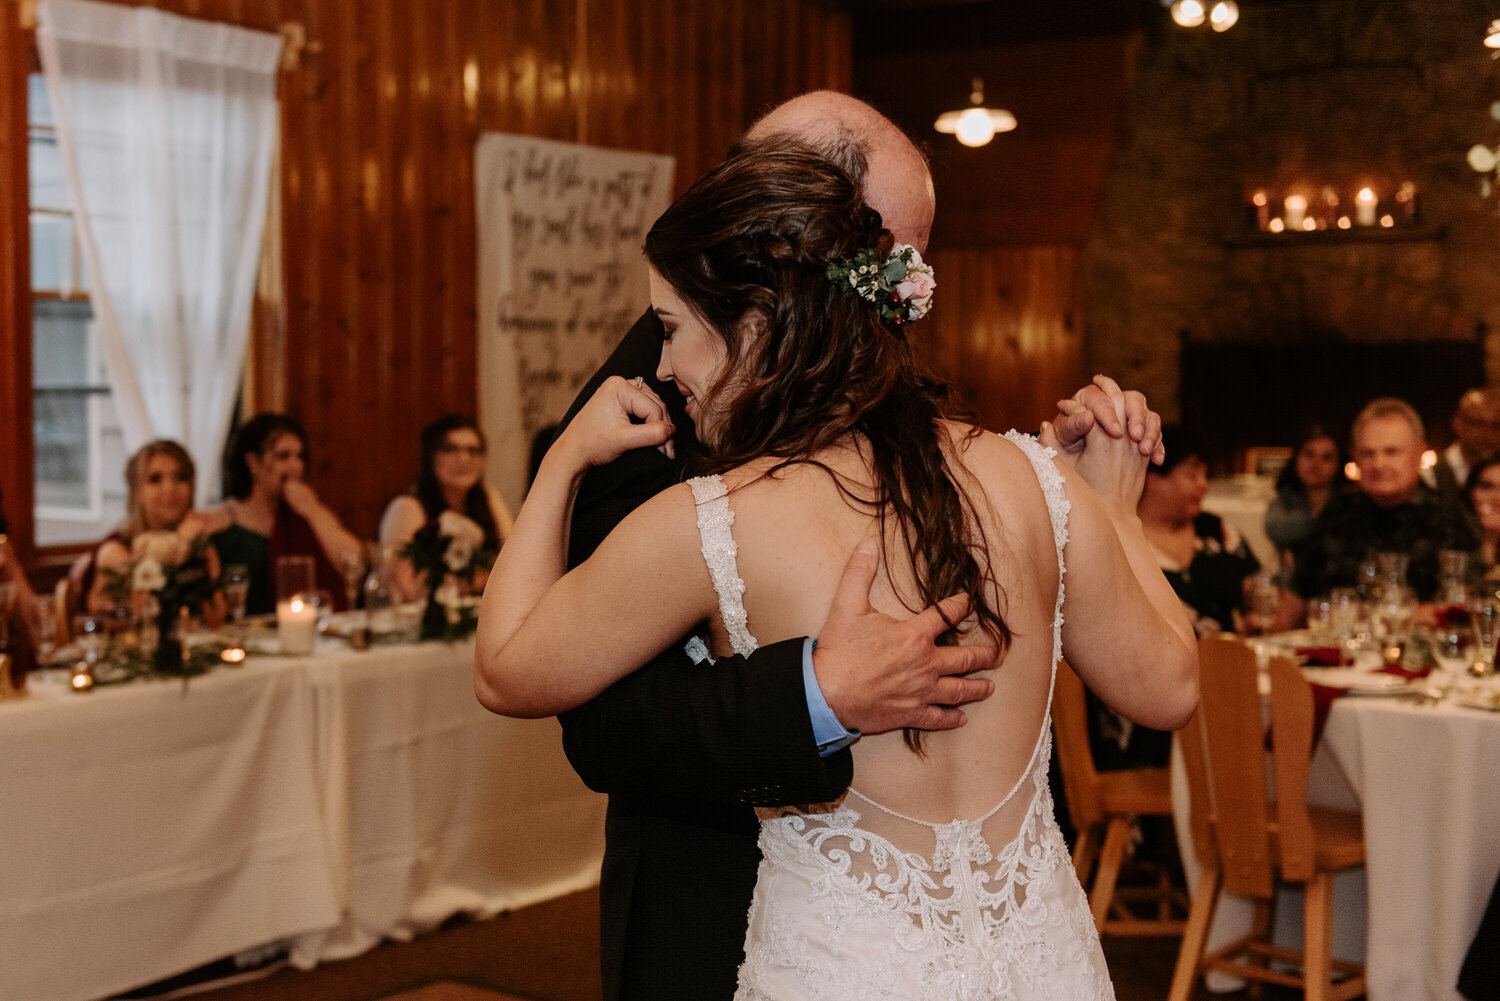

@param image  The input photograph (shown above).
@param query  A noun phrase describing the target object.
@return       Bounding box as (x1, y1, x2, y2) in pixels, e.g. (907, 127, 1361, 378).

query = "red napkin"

(1296, 645, 1343, 666)
(1309, 682, 1344, 746)
(1375, 663, 1431, 682)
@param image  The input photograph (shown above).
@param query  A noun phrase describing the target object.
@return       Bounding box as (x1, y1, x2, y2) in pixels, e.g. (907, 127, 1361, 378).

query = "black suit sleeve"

(554, 309, 853, 807)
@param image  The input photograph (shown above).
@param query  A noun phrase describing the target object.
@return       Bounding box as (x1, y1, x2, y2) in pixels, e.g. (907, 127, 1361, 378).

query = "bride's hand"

(1044, 381, 1152, 515)
(551, 375, 677, 473)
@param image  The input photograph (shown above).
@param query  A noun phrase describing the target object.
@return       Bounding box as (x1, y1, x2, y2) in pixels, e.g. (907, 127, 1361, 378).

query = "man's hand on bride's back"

(812, 542, 998, 736)
(552, 375, 677, 471)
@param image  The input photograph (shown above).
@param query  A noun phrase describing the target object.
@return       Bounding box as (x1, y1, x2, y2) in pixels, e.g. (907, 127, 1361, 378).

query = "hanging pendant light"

(933, 78, 1016, 148)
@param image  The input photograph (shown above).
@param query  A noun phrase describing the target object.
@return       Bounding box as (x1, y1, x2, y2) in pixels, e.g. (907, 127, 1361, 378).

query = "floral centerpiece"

(399, 510, 498, 640)
(101, 530, 217, 675)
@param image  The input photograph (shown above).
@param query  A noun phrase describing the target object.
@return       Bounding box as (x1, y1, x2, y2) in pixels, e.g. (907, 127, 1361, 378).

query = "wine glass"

(221, 564, 250, 626)
(71, 613, 107, 691)
(1370, 584, 1416, 668)
(1470, 597, 1500, 679)
(338, 551, 365, 615)
(1250, 571, 1280, 635)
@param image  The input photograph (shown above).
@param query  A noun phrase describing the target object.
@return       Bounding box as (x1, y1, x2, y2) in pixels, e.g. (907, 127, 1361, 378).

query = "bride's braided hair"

(645, 146, 1008, 752)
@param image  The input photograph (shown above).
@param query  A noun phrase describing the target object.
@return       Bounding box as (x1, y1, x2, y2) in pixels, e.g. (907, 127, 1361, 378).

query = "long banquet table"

(0, 637, 606, 1001)
(1172, 660, 1500, 1001)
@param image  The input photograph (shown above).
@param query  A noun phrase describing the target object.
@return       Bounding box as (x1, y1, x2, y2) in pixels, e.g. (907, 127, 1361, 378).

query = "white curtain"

(37, 0, 282, 504)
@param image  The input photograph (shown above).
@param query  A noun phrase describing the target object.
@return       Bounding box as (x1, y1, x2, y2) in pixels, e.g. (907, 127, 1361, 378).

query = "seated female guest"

(84, 440, 223, 623)
(1465, 455, 1500, 581)
(378, 414, 513, 603)
(207, 414, 362, 615)
(1264, 424, 1347, 561)
(1139, 424, 1261, 636)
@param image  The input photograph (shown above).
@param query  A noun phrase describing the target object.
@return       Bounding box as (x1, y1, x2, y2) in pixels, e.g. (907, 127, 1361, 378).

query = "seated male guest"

(1423, 387, 1500, 504)
(1294, 397, 1478, 601)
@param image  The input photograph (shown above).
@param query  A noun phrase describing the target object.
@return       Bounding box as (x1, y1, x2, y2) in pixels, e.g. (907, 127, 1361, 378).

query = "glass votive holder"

(276, 594, 318, 656)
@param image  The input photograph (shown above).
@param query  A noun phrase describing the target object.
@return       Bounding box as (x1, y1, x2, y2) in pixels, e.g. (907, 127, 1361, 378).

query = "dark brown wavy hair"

(644, 146, 1008, 751)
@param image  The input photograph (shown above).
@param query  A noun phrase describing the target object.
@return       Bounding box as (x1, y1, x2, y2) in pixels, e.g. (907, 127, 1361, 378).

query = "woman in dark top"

(207, 414, 362, 615)
(1138, 424, 1260, 636)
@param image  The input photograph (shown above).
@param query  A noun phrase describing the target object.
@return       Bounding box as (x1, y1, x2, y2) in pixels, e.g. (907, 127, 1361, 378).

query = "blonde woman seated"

(84, 440, 223, 624)
(378, 414, 513, 603)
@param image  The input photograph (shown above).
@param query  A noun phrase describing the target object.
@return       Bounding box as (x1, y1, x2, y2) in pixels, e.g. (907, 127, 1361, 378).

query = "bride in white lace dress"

(477, 147, 1198, 1000)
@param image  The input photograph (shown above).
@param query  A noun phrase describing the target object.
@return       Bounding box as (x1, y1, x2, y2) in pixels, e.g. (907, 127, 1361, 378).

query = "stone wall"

(1084, 0, 1500, 448)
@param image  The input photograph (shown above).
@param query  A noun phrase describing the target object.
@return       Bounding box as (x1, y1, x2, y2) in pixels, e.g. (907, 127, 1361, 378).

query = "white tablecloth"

(1173, 683, 1500, 1001)
(0, 638, 605, 1001)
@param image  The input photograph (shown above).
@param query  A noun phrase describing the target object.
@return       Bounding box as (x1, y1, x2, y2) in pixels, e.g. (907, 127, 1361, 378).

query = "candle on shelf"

(1268, 217, 1285, 233)
(1355, 187, 1377, 226)
(1379, 214, 1395, 228)
(1283, 194, 1307, 230)
(1319, 186, 1339, 229)
(276, 596, 318, 655)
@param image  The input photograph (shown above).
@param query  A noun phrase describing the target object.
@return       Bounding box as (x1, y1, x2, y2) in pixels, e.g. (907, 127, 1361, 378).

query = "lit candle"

(276, 596, 318, 655)
(1268, 217, 1285, 233)
(1252, 190, 1270, 229)
(1283, 194, 1307, 230)
(1355, 187, 1377, 226)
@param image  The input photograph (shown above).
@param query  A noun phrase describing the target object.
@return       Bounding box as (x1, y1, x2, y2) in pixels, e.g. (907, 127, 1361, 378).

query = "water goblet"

(1250, 571, 1281, 635)
(221, 564, 250, 626)
(1370, 584, 1416, 668)
(1470, 597, 1500, 679)
(71, 614, 107, 691)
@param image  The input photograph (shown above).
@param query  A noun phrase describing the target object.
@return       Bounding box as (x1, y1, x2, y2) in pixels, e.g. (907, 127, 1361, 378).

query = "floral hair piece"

(825, 243, 936, 325)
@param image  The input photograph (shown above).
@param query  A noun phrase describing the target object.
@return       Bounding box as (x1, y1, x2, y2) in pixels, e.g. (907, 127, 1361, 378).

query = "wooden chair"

(1169, 634, 1367, 1001)
(1052, 660, 1187, 936)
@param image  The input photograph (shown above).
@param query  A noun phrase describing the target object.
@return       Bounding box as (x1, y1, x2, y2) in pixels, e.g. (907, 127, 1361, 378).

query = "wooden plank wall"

(919, 245, 1082, 437)
(0, 0, 851, 549)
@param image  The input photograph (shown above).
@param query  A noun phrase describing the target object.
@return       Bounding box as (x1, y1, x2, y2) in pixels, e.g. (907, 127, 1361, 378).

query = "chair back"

(1051, 660, 1103, 829)
(1188, 635, 1275, 899)
(1266, 653, 1317, 881)
(52, 577, 77, 643)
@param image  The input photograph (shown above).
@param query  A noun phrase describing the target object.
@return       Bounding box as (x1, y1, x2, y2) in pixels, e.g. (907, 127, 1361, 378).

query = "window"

(28, 71, 127, 545)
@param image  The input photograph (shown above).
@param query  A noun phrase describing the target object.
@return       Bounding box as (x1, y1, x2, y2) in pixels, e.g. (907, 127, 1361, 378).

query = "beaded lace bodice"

(688, 432, 1114, 1001)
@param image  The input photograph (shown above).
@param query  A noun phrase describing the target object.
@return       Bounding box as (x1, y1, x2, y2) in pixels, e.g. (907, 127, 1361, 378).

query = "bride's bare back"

(704, 422, 1060, 826)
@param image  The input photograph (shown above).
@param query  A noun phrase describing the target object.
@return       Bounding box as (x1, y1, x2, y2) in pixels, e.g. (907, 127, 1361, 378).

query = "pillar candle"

(277, 597, 318, 655)
(1355, 187, 1377, 226)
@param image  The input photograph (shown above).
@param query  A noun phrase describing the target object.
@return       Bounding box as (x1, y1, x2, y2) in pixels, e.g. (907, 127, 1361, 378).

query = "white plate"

(1301, 667, 1420, 694)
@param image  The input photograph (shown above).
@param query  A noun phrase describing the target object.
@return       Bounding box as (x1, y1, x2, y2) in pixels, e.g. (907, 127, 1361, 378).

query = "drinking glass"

(1370, 584, 1416, 668)
(31, 595, 57, 661)
(1376, 551, 1410, 589)
(1250, 571, 1281, 634)
(274, 555, 315, 605)
(71, 613, 107, 691)
(1305, 596, 1334, 641)
(221, 564, 250, 625)
(338, 551, 366, 615)
(1470, 597, 1500, 679)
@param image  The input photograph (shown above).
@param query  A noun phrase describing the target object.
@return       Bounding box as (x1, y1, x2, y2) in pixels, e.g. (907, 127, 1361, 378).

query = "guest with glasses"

(378, 413, 513, 603)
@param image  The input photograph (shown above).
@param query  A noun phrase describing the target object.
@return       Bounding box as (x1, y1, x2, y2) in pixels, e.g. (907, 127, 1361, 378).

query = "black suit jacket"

(557, 309, 853, 1001)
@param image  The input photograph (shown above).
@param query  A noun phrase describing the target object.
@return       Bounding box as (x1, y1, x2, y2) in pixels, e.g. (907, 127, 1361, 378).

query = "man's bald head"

(738, 91, 936, 252)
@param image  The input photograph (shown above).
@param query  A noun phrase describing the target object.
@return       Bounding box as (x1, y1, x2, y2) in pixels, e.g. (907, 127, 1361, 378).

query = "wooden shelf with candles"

(1221, 223, 1445, 249)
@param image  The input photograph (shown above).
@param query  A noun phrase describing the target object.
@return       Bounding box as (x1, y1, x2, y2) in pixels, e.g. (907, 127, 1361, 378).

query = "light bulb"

(1171, 0, 1206, 28)
(955, 108, 996, 148)
(1209, 0, 1239, 31)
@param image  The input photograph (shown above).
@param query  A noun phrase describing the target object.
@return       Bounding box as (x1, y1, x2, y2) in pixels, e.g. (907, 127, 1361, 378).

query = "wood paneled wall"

(1, 0, 851, 549)
(919, 245, 1083, 436)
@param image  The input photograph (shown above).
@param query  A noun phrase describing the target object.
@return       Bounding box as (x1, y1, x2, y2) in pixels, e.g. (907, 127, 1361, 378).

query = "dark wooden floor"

(158, 886, 1309, 1001)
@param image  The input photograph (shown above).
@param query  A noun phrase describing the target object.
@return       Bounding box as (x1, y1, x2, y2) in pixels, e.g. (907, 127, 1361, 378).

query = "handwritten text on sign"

(475, 134, 674, 510)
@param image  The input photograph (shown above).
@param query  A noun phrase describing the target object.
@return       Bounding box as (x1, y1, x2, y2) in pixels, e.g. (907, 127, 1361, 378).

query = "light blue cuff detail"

(803, 637, 860, 756)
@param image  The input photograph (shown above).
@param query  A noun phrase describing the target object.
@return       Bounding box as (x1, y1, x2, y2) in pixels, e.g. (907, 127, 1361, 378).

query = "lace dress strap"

(687, 475, 758, 659)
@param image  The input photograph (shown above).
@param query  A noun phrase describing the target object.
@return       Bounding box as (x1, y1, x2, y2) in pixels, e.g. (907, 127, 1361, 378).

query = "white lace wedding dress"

(688, 432, 1114, 1001)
